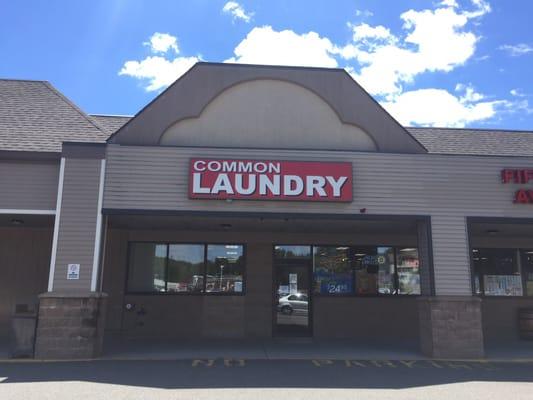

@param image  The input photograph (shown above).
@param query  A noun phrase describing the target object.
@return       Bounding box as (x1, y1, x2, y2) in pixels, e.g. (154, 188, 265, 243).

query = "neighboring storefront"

(1, 63, 533, 360)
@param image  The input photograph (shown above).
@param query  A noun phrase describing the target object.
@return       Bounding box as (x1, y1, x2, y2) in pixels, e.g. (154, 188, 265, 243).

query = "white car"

(278, 293, 308, 315)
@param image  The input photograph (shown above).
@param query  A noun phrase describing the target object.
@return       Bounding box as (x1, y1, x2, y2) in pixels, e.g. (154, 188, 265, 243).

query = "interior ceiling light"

(486, 229, 500, 235)
(400, 248, 416, 252)
(220, 223, 232, 230)
(11, 219, 24, 225)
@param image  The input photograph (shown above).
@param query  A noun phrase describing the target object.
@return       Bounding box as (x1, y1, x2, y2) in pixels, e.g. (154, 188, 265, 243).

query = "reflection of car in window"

(277, 293, 308, 315)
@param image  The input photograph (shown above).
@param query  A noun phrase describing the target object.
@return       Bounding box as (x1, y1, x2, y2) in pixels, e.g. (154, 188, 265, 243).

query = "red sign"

(189, 159, 353, 202)
(501, 169, 533, 184)
(501, 169, 533, 204)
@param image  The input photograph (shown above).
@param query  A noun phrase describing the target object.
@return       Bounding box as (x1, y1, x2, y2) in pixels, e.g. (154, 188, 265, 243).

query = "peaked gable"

(109, 63, 426, 154)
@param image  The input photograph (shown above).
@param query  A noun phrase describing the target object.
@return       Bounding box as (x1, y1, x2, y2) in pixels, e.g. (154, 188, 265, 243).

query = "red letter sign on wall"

(189, 159, 353, 202)
(501, 168, 533, 204)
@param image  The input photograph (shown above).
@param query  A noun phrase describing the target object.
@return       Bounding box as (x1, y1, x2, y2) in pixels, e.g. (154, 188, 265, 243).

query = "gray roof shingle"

(90, 117, 533, 157)
(2, 78, 533, 157)
(0, 79, 108, 153)
(407, 127, 533, 157)
(90, 114, 131, 135)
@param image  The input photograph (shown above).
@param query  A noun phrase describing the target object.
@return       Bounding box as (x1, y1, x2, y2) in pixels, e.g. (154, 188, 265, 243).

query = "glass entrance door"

(274, 245, 312, 337)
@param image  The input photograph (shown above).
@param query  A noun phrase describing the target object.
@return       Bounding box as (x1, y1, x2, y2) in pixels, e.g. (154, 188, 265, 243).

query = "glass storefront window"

(521, 250, 533, 297)
(473, 248, 522, 296)
(353, 247, 379, 295)
(377, 247, 396, 295)
(127, 243, 167, 292)
(308, 245, 417, 296)
(167, 244, 204, 293)
(126, 242, 245, 294)
(396, 248, 420, 295)
(352, 247, 395, 295)
(274, 245, 312, 260)
(206, 244, 244, 293)
(313, 246, 353, 294)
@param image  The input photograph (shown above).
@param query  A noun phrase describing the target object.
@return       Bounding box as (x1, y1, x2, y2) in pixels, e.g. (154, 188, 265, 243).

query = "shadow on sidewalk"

(1, 358, 533, 390)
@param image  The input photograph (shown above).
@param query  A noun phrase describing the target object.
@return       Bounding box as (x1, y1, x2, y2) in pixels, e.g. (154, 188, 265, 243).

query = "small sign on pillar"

(67, 263, 80, 280)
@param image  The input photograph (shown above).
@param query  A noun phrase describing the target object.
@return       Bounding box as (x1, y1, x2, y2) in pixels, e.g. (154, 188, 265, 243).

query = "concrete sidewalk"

(3, 337, 533, 362)
(102, 338, 424, 361)
(100, 337, 533, 362)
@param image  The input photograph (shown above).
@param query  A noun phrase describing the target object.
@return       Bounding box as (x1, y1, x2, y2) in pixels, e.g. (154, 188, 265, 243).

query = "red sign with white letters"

(189, 158, 353, 202)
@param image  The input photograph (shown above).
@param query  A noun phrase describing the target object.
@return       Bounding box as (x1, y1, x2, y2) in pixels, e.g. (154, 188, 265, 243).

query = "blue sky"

(1, 0, 532, 129)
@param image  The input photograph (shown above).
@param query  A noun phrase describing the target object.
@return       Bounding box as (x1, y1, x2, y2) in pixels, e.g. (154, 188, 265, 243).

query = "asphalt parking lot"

(1, 358, 533, 400)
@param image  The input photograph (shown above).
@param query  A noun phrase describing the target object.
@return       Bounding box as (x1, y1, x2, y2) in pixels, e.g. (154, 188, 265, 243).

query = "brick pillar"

(35, 293, 107, 359)
(418, 296, 484, 359)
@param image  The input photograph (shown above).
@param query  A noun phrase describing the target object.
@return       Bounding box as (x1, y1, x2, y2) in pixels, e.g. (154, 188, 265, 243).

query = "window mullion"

(165, 244, 169, 293)
(517, 248, 524, 297)
(203, 244, 208, 293)
(394, 247, 399, 295)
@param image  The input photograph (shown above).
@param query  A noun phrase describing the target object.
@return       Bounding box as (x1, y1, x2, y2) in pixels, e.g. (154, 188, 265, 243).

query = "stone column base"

(34, 292, 107, 359)
(418, 296, 484, 359)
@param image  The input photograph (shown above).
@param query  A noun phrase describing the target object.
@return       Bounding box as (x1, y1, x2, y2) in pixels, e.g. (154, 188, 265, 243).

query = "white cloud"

(225, 26, 338, 68)
(510, 89, 527, 97)
(120, 1, 526, 128)
(350, 23, 397, 45)
(499, 43, 533, 57)
(440, 0, 458, 7)
(144, 32, 179, 54)
(381, 88, 501, 127)
(337, 0, 491, 96)
(222, 1, 254, 23)
(119, 33, 199, 91)
(355, 9, 373, 18)
(455, 83, 485, 102)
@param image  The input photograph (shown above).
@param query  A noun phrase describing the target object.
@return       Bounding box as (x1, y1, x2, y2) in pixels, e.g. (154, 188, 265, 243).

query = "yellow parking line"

(224, 359, 245, 367)
(191, 359, 215, 367)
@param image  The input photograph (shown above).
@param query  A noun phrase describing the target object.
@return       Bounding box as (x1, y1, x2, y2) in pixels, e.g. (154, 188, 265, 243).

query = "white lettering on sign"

(189, 159, 353, 202)
(284, 175, 304, 196)
(192, 173, 210, 194)
(194, 160, 281, 174)
(326, 176, 348, 197)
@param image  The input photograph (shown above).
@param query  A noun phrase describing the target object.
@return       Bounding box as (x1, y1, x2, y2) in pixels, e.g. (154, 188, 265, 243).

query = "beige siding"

(0, 160, 59, 211)
(104, 145, 533, 295)
(430, 215, 471, 295)
(52, 158, 102, 291)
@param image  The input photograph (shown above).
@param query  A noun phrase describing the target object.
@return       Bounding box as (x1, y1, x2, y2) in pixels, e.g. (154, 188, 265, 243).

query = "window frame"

(471, 247, 531, 298)
(273, 243, 421, 298)
(125, 241, 246, 296)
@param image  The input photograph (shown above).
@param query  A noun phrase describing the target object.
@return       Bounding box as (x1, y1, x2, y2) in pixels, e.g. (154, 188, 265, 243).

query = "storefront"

(1, 63, 533, 360)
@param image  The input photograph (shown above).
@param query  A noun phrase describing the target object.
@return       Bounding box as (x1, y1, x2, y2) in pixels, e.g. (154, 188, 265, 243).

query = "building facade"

(1, 63, 533, 359)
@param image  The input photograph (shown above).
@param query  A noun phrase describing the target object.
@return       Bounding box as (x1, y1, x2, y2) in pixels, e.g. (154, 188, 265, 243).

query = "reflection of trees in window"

(126, 243, 245, 294)
(313, 247, 352, 294)
(274, 246, 311, 259)
(308, 245, 420, 296)
(206, 245, 244, 293)
(167, 244, 204, 292)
